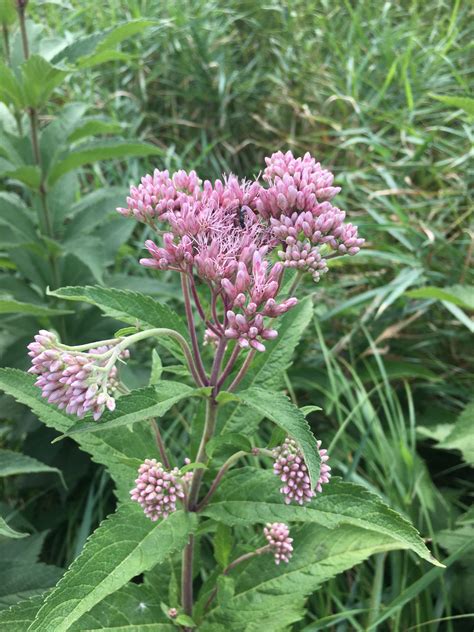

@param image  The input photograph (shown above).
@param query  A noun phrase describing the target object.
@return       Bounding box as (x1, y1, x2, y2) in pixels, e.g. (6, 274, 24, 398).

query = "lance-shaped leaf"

(56, 382, 204, 438)
(0, 516, 27, 539)
(437, 401, 474, 465)
(0, 369, 160, 502)
(21, 56, 68, 108)
(0, 586, 175, 631)
(29, 506, 197, 632)
(219, 388, 321, 486)
(0, 297, 72, 317)
(220, 297, 313, 434)
(201, 468, 440, 566)
(200, 522, 430, 631)
(0, 449, 62, 480)
(47, 140, 163, 186)
(47, 286, 189, 343)
(0, 562, 63, 609)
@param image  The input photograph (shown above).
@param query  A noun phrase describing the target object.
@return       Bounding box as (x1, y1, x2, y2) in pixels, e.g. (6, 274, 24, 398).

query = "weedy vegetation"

(0, 1, 472, 631)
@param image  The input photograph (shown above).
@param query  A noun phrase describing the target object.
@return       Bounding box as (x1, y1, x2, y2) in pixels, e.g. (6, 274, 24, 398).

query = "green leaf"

(47, 285, 189, 344)
(68, 119, 123, 143)
(51, 19, 156, 65)
(2, 165, 42, 189)
(0, 562, 63, 610)
(63, 237, 107, 283)
(0, 192, 37, 242)
(76, 49, 134, 69)
(0, 517, 27, 539)
(438, 402, 474, 465)
(0, 449, 62, 479)
(213, 523, 233, 568)
(29, 506, 197, 632)
(220, 297, 313, 434)
(431, 94, 474, 117)
(206, 433, 252, 458)
(149, 349, 163, 384)
(226, 388, 321, 487)
(0, 587, 176, 631)
(71, 585, 175, 630)
(0, 594, 46, 630)
(56, 382, 199, 438)
(201, 468, 440, 566)
(20, 56, 68, 108)
(0, 62, 24, 109)
(47, 140, 162, 186)
(0, 369, 158, 502)
(176, 614, 196, 627)
(201, 522, 429, 630)
(0, 1, 16, 26)
(95, 19, 156, 52)
(407, 285, 474, 310)
(0, 296, 71, 317)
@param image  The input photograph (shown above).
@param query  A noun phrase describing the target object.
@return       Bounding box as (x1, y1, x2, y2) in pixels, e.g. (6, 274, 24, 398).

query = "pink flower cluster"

(263, 522, 293, 564)
(118, 150, 363, 350)
(272, 437, 331, 505)
(130, 459, 186, 521)
(117, 169, 201, 222)
(28, 331, 128, 421)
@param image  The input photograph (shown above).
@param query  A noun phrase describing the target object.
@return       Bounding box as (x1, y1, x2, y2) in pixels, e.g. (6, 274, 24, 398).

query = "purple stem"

(217, 344, 241, 389)
(227, 349, 256, 392)
(181, 272, 209, 386)
(204, 545, 271, 612)
(150, 419, 170, 469)
(196, 450, 248, 512)
(188, 274, 207, 322)
(181, 534, 194, 620)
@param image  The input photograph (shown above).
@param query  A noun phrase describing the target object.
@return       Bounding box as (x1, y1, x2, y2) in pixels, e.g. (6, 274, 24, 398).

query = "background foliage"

(0, 0, 473, 630)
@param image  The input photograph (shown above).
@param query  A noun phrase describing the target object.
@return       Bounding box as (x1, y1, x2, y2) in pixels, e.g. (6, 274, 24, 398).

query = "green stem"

(196, 450, 248, 512)
(187, 397, 218, 511)
(204, 545, 271, 612)
(2, 22, 10, 65)
(17, 0, 61, 291)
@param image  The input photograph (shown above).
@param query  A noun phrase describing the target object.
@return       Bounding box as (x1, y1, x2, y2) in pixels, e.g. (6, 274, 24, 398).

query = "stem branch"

(196, 450, 248, 512)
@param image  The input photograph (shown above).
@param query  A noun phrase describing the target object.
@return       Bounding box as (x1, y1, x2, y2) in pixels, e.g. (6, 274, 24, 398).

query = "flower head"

(263, 522, 293, 564)
(272, 437, 331, 505)
(117, 169, 201, 222)
(27, 330, 128, 421)
(130, 459, 185, 521)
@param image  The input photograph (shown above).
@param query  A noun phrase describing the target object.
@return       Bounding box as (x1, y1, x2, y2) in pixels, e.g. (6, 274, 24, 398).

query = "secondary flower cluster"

(273, 437, 331, 505)
(27, 330, 128, 420)
(118, 150, 363, 351)
(264, 522, 294, 564)
(130, 459, 186, 521)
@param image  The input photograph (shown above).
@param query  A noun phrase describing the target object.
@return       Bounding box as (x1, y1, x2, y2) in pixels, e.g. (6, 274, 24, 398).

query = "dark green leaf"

(47, 140, 162, 186)
(224, 388, 321, 487)
(29, 506, 197, 632)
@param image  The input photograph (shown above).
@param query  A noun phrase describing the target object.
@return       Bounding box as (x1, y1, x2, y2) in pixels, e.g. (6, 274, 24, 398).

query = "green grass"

(2, 0, 474, 629)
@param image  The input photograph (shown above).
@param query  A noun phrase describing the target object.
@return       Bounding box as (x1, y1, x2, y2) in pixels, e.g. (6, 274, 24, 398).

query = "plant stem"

(181, 273, 209, 386)
(17, 0, 61, 291)
(227, 349, 255, 392)
(204, 545, 271, 611)
(217, 344, 240, 389)
(2, 22, 10, 65)
(150, 419, 170, 469)
(187, 396, 218, 511)
(196, 450, 248, 512)
(287, 270, 303, 297)
(181, 534, 194, 619)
